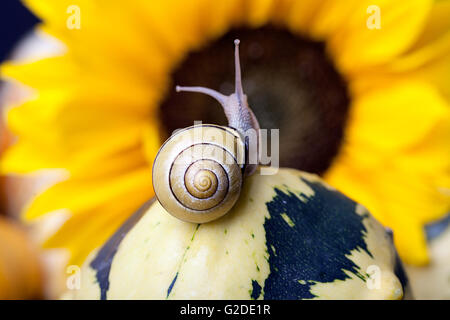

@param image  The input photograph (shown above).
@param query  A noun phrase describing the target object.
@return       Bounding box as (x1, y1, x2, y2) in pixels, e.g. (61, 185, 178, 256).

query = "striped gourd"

(66, 168, 408, 300)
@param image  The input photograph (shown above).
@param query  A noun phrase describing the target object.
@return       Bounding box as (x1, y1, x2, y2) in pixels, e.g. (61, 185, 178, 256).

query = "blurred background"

(0, 1, 39, 63)
(0, 0, 43, 300)
(0, 0, 449, 300)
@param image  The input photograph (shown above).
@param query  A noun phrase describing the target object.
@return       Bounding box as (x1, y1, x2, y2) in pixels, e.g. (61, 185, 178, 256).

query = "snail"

(152, 40, 260, 223)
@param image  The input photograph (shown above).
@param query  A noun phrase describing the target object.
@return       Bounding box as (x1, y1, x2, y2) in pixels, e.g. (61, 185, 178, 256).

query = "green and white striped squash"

(65, 167, 409, 300)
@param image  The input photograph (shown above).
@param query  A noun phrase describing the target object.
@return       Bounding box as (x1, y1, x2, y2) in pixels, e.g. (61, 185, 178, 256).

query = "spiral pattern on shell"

(152, 125, 246, 223)
(184, 161, 220, 199)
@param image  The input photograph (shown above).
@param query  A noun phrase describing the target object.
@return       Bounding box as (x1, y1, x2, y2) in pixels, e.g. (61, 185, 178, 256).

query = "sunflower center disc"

(160, 27, 350, 175)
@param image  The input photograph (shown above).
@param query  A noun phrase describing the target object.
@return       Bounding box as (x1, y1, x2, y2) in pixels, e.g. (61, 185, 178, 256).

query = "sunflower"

(1, 0, 449, 266)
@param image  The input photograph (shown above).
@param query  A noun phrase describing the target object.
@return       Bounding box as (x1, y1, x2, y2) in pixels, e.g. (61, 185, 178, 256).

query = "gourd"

(0, 216, 42, 299)
(66, 40, 409, 300)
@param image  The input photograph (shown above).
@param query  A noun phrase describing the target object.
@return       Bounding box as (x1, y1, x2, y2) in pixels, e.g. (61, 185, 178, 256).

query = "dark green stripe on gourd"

(263, 178, 371, 299)
(90, 199, 154, 300)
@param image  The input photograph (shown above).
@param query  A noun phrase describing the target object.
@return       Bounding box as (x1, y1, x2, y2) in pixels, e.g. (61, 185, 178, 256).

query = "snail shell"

(152, 124, 246, 223)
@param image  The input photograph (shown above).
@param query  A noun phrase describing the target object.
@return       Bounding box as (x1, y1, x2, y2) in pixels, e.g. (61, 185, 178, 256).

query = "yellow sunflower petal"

(328, 0, 433, 73)
(128, 0, 240, 61)
(76, 2, 171, 78)
(142, 122, 163, 166)
(44, 185, 151, 264)
(6, 90, 70, 139)
(1, 56, 71, 88)
(372, 168, 448, 265)
(402, 0, 450, 61)
(24, 166, 151, 221)
(323, 158, 385, 222)
(26, 2, 171, 81)
(1, 56, 159, 113)
(388, 211, 429, 266)
(413, 56, 450, 103)
(70, 147, 149, 180)
(396, 115, 450, 177)
(327, 81, 450, 264)
(244, 0, 275, 28)
(347, 80, 449, 151)
(325, 147, 449, 265)
(308, 0, 359, 40)
(352, 1, 450, 101)
(281, 0, 325, 34)
(23, 0, 94, 28)
(3, 98, 149, 176)
(382, 28, 450, 74)
(205, 0, 245, 38)
(1, 141, 66, 174)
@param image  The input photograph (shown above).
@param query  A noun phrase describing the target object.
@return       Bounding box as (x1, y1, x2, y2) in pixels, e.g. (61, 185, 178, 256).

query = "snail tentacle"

(234, 39, 244, 101)
(176, 39, 260, 176)
(175, 86, 227, 106)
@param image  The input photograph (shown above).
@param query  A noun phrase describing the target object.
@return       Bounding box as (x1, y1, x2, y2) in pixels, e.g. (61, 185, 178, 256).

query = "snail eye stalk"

(175, 39, 260, 138)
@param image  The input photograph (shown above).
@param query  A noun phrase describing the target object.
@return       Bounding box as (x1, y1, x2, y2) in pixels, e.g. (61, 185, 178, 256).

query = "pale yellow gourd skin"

(65, 168, 404, 300)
